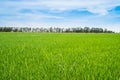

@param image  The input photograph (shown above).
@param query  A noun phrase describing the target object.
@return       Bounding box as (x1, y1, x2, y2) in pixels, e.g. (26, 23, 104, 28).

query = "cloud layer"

(0, 0, 120, 32)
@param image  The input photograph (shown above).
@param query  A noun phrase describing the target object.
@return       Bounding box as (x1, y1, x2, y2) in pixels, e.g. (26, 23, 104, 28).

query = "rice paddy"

(0, 32, 120, 80)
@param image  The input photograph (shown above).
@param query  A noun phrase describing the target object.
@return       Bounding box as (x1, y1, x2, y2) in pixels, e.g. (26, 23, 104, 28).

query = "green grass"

(0, 32, 120, 80)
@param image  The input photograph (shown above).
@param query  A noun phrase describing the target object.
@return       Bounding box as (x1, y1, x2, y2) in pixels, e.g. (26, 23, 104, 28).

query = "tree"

(84, 27, 90, 33)
(0, 26, 114, 33)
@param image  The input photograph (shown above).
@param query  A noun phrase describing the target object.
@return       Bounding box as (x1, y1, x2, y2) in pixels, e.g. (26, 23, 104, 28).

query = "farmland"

(0, 32, 120, 80)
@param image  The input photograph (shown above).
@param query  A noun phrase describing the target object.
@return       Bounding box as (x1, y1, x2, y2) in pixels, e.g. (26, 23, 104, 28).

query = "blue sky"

(0, 0, 120, 32)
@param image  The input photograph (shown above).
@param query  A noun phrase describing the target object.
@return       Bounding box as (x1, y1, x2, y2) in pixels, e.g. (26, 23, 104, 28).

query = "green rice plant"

(0, 33, 120, 80)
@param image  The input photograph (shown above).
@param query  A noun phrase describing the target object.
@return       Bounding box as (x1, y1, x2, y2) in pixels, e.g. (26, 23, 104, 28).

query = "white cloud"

(1, 0, 120, 15)
(0, 0, 120, 32)
(41, 0, 120, 15)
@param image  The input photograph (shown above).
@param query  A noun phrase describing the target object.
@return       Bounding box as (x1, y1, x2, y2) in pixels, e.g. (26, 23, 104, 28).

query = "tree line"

(0, 27, 114, 33)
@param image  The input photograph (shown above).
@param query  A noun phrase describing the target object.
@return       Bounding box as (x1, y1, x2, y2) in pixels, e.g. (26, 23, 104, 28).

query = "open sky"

(0, 0, 120, 32)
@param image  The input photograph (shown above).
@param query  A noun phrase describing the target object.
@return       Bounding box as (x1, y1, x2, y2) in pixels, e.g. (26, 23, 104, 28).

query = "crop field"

(0, 32, 120, 80)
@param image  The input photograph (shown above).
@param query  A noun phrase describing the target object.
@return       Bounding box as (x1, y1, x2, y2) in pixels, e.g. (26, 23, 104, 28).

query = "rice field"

(0, 32, 120, 80)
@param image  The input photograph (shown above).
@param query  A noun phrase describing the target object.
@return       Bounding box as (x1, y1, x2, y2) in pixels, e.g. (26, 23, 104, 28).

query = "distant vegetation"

(0, 27, 114, 33)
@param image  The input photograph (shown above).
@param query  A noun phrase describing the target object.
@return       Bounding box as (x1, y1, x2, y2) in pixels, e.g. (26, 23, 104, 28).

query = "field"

(0, 32, 120, 80)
